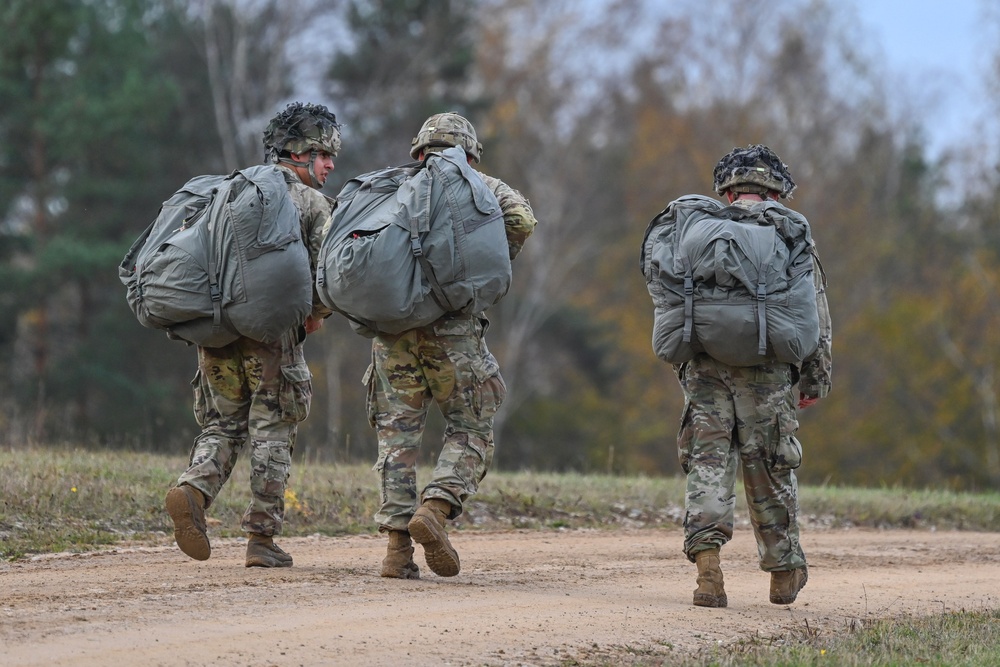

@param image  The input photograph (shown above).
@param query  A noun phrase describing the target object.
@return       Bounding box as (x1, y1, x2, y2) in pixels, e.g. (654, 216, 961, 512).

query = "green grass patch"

(2, 446, 1000, 559)
(581, 609, 1000, 666)
(802, 485, 1000, 531)
(2, 446, 999, 666)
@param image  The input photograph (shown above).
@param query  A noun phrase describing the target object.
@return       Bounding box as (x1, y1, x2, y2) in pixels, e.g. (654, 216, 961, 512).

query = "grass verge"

(2, 447, 1000, 559)
(2, 446, 999, 666)
(579, 609, 1000, 666)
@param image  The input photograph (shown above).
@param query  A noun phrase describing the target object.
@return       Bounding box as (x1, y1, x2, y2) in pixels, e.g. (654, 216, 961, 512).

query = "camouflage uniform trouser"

(177, 327, 312, 536)
(676, 354, 805, 572)
(367, 315, 507, 531)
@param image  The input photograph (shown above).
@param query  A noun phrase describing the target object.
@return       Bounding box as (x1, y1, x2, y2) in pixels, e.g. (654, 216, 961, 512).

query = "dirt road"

(2, 528, 998, 666)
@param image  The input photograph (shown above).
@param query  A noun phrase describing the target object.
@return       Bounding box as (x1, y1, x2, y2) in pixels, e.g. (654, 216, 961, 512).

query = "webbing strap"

(683, 270, 694, 343)
(751, 233, 777, 358)
(208, 246, 223, 335)
(410, 172, 455, 313)
(756, 282, 767, 356)
(206, 193, 230, 336)
(408, 215, 452, 313)
(120, 219, 156, 273)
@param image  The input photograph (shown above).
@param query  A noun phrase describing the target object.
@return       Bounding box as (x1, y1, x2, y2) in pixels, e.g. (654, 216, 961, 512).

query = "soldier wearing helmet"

(407, 112, 535, 258)
(263, 102, 342, 189)
(371, 112, 537, 580)
(166, 102, 341, 570)
(664, 145, 831, 608)
(713, 143, 796, 200)
(410, 112, 483, 163)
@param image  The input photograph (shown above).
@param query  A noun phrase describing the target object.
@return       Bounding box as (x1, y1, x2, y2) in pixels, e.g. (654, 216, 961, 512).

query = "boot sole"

(693, 593, 728, 608)
(245, 541, 293, 568)
(381, 563, 420, 579)
(245, 556, 293, 568)
(165, 487, 211, 561)
(770, 568, 808, 604)
(408, 513, 460, 577)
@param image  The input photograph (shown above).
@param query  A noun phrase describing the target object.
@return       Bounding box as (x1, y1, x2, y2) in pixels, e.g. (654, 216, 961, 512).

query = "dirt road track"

(2, 528, 998, 666)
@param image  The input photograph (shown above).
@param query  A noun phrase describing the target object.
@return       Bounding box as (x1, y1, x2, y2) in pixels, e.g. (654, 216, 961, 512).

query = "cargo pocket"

(471, 359, 506, 420)
(768, 409, 802, 472)
(250, 441, 292, 499)
(191, 369, 208, 427)
(677, 400, 693, 474)
(363, 362, 378, 429)
(278, 362, 313, 423)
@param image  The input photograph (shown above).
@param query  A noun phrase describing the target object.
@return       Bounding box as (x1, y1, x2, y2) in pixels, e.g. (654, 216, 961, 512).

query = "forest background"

(3, 0, 1000, 491)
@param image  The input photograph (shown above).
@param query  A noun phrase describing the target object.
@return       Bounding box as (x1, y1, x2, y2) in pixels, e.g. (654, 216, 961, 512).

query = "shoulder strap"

(682, 258, 694, 343)
(410, 158, 452, 312)
(120, 219, 156, 275)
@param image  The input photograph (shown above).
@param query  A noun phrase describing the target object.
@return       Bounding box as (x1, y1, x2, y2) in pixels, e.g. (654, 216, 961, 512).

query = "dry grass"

(1, 446, 999, 560)
(2, 446, 999, 665)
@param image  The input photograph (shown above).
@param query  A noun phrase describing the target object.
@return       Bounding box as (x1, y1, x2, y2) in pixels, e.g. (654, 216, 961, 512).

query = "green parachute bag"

(316, 146, 511, 334)
(119, 165, 312, 347)
(640, 194, 820, 367)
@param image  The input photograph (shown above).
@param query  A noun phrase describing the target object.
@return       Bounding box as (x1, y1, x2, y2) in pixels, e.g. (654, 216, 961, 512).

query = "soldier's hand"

(304, 315, 324, 334)
(797, 393, 819, 409)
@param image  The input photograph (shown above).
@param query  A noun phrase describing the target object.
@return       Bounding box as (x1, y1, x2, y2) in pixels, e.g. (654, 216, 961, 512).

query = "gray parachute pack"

(640, 194, 820, 367)
(316, 146, 511, 334)
(119, 165, 312, 347)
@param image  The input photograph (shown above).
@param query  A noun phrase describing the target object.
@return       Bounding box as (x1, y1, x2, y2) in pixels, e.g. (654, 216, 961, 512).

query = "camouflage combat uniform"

(368, 174, 536, 531)
(676, 197, 832, 571)
(176, 165, 334, 536)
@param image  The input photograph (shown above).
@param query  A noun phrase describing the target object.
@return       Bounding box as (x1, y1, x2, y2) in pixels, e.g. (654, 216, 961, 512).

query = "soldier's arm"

(296, 186, 337, 321)
(482, 174, 537, 261)
(798, 250, 832, 399)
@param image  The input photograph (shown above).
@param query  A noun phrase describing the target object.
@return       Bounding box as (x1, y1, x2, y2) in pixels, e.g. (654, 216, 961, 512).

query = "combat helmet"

(713, 144, 796, 199)
(410, 112, 483, 163)
(263, 102, 341, 187)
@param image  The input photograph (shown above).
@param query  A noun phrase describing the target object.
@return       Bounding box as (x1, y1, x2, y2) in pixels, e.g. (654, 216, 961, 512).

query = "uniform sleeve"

(798, 249, 832, 398)
(481, 173, 537, 261)
(289, 181, 336, 321)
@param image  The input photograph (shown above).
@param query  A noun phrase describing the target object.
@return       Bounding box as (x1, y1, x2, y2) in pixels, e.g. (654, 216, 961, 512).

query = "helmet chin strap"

(277, 150, 322, 189)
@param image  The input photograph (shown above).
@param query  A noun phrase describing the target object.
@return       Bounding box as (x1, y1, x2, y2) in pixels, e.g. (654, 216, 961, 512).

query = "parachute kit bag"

(119, 165, 313, 347)
(316, 145, 511, 334)
(640, 194, 820, 367)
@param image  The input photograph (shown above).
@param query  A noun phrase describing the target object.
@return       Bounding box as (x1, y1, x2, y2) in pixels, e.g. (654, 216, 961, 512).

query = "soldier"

(372, 112, 537, 579)
(164, 102, 341, 568)
(673, 145, 832, 606)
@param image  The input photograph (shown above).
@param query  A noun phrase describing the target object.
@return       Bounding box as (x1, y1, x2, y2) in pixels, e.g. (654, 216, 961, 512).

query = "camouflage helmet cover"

(263, 102, 342, 162)
(410, 112, 483, 162)
(713, 144, 796, 198)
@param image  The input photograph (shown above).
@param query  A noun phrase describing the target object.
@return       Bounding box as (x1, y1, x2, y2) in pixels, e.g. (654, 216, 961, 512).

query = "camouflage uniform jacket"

(479, 172, 537, 261)
(276, 164, 336, 321)
(799, 249, 832, 399)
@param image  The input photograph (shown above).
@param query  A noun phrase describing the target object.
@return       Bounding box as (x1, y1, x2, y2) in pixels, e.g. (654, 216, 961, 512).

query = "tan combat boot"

(165, 484, 211, 561)
(407, 498, 460, 577)
(245, 534, 293, 568)
(770, 565, 808, 604)
(693, 547, 727, 608)
(380, 530, 420, 579)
